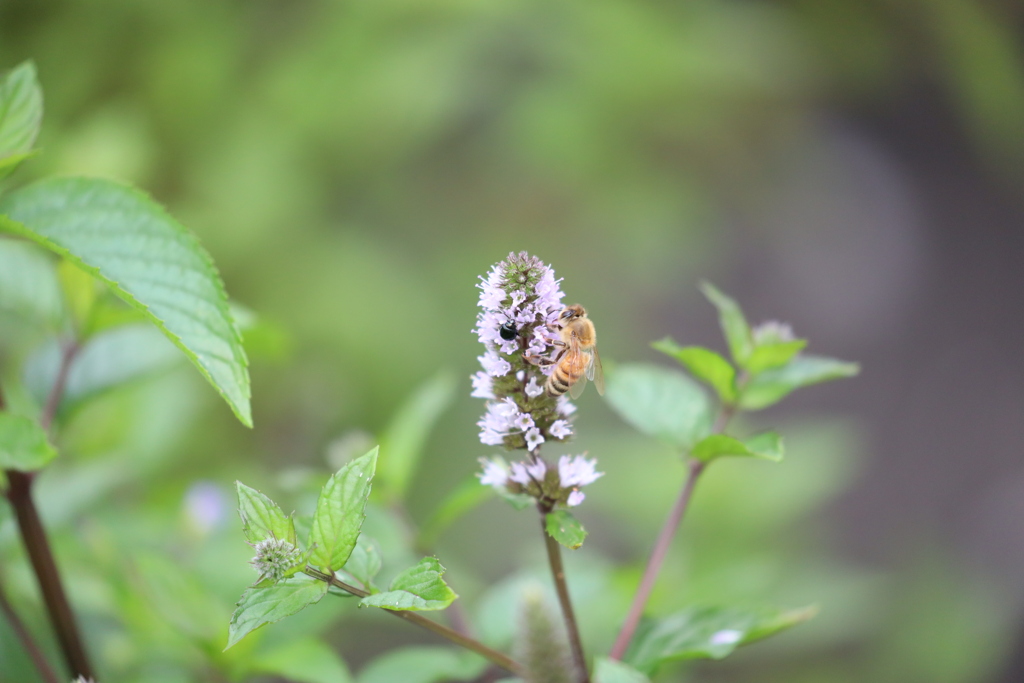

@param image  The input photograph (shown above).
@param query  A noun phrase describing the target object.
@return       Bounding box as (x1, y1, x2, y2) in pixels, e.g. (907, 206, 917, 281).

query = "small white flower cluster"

(752, 320, 795, 345)
(476, 393, 576, 449)
(479, 454, 604, 508)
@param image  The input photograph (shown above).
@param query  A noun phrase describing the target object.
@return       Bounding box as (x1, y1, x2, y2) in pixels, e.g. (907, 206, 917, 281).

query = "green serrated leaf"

(23, 324, 182, 416)
(340, 536, 382, 591)
(418, 475, 492, 550)
(309, 447, 378, 572)
(739, 356, 860, 410)
(691, 431, 783, 464)
(0, 178, 252, 426)
(360, 557, 457, 611)
(225, 575, 329, 650)
(378, 371, 456, 503)
(250, 637, 354, 683)
(745, 339, 807, 374)
(625, 604, 818, 674)
(699, 282, 753, 365)
(604, 364, 713, 450)
(0, 413, 56, 472)
(237, 482, 296, 545)
(545, 510, 587, 550)
(653, 339, 737, 403)
(0, 239, 63, 329)
(356, 647, 487, 683)
(0, 61, 42, 179)
(593, 657, 652, 683)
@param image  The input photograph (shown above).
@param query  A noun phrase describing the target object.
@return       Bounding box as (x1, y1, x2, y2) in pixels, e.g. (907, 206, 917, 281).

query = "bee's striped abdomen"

(545, 352, 587, 396)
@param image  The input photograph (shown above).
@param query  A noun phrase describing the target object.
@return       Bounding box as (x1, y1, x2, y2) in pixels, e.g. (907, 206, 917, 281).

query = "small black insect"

(499, 320, 518, 341)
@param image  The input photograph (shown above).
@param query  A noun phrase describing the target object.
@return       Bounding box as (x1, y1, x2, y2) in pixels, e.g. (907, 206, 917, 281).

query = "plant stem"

(539, 507, 590, 683)
(0, 574, 61, 683)
(1, 355, 94, 680)
(6, 470, 94, 680)
(609, 458, 705, 660)
(304, 567, 523, 677)
(40, 341, 79, 432)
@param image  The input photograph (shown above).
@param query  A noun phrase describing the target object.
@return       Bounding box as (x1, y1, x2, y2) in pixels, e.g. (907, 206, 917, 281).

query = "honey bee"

(530, 304, 605, 399)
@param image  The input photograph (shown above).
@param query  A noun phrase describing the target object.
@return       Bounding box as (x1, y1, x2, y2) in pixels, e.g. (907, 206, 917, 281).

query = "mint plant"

(225, 253, 857, 683)
(0, 60, 859, 683)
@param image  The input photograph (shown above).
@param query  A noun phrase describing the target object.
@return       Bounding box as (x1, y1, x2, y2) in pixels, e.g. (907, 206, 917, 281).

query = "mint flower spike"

(471, 252, 575, 452)
(472, 252, 605, 509)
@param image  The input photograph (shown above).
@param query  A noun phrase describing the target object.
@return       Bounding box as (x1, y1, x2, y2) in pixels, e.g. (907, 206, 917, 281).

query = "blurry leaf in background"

(56, 258, 99, 333)
(377, 370, 456, 504)
(417, 474, 492, 550)
(699, 282, 753, 366)
(604, 363, 713, 450)
(0, 177, 252, 426)
(653, 339, 737, 404)
(226, 574, 330, 649)
(593, 657, 651, 683)
(340, 536, 383, 592)
(309, 447, 378, 573)
(739, 356, 860, 410)
(691, 431, 783, 464)
(359, 556, 457, 611)
(0, 238, 63, 329)
(546, 509, 587, 550)
(249, 636, 354, 683)
(0, 412, 56, 472)
(356, 646, 487, 683)
(23, 324, 182, 417)
(624, 604, 818, 675)
(0, 60, 42, 179)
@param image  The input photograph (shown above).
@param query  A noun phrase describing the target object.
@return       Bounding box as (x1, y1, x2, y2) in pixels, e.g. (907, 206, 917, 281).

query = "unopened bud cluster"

(249, 537, 302, 583)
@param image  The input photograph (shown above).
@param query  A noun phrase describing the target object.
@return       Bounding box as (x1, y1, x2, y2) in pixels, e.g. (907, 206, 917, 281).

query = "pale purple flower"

(471, 371, 495, 399)
(558, 455, 603, 487)
(525, 377, 545, 398)
(514, 413, 535, 432)
(753, 320, 795, 344)
(509, 459, 547, 485)
(549, 420, 572, 439)
(479, 457, 510, 488)
(479, 349, 512, 377)
(556, 396, 577, 417)
(525, 428, 545, 451)
(567, 490, 586, 507)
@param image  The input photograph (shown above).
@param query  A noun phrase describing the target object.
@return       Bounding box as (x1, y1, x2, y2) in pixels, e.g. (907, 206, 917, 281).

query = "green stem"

(304, 567, 523, 676)
(539, 507, 590, 683)
(609, 398, 740, 661)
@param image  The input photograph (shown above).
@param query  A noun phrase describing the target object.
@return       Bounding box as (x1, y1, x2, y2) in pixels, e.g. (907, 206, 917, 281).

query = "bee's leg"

(525, 345, 565, 368)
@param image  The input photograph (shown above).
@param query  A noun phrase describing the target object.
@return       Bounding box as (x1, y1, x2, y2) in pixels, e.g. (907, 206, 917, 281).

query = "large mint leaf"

(249, 637, 354, 683)
(652, 339, 737, 403)
(0, 61, 42, 179)
(626, 604, 817, 674)
(0, 178, 251, 426)
(690, 431, 783, 464)
(308, 447, 378, 573)
(225, 575, 329, 649)
(604, 364, 713, 450)
(0, 240, 62, 328)
(593, 658, 651, 683)
(0, 413, 56, 472)
(359, 557, 456, 612)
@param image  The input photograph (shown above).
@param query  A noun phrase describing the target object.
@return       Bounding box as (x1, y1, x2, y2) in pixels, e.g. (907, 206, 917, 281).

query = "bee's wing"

(587, 346, 605, 396)
(569, 369, 588, 399)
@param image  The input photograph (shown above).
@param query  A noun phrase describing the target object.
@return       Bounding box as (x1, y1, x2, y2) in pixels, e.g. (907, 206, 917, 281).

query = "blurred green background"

(2, 0, 1024, 681)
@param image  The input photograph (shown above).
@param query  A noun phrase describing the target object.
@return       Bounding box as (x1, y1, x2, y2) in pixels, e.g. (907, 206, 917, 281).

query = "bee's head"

(561, 304, 586, 321)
